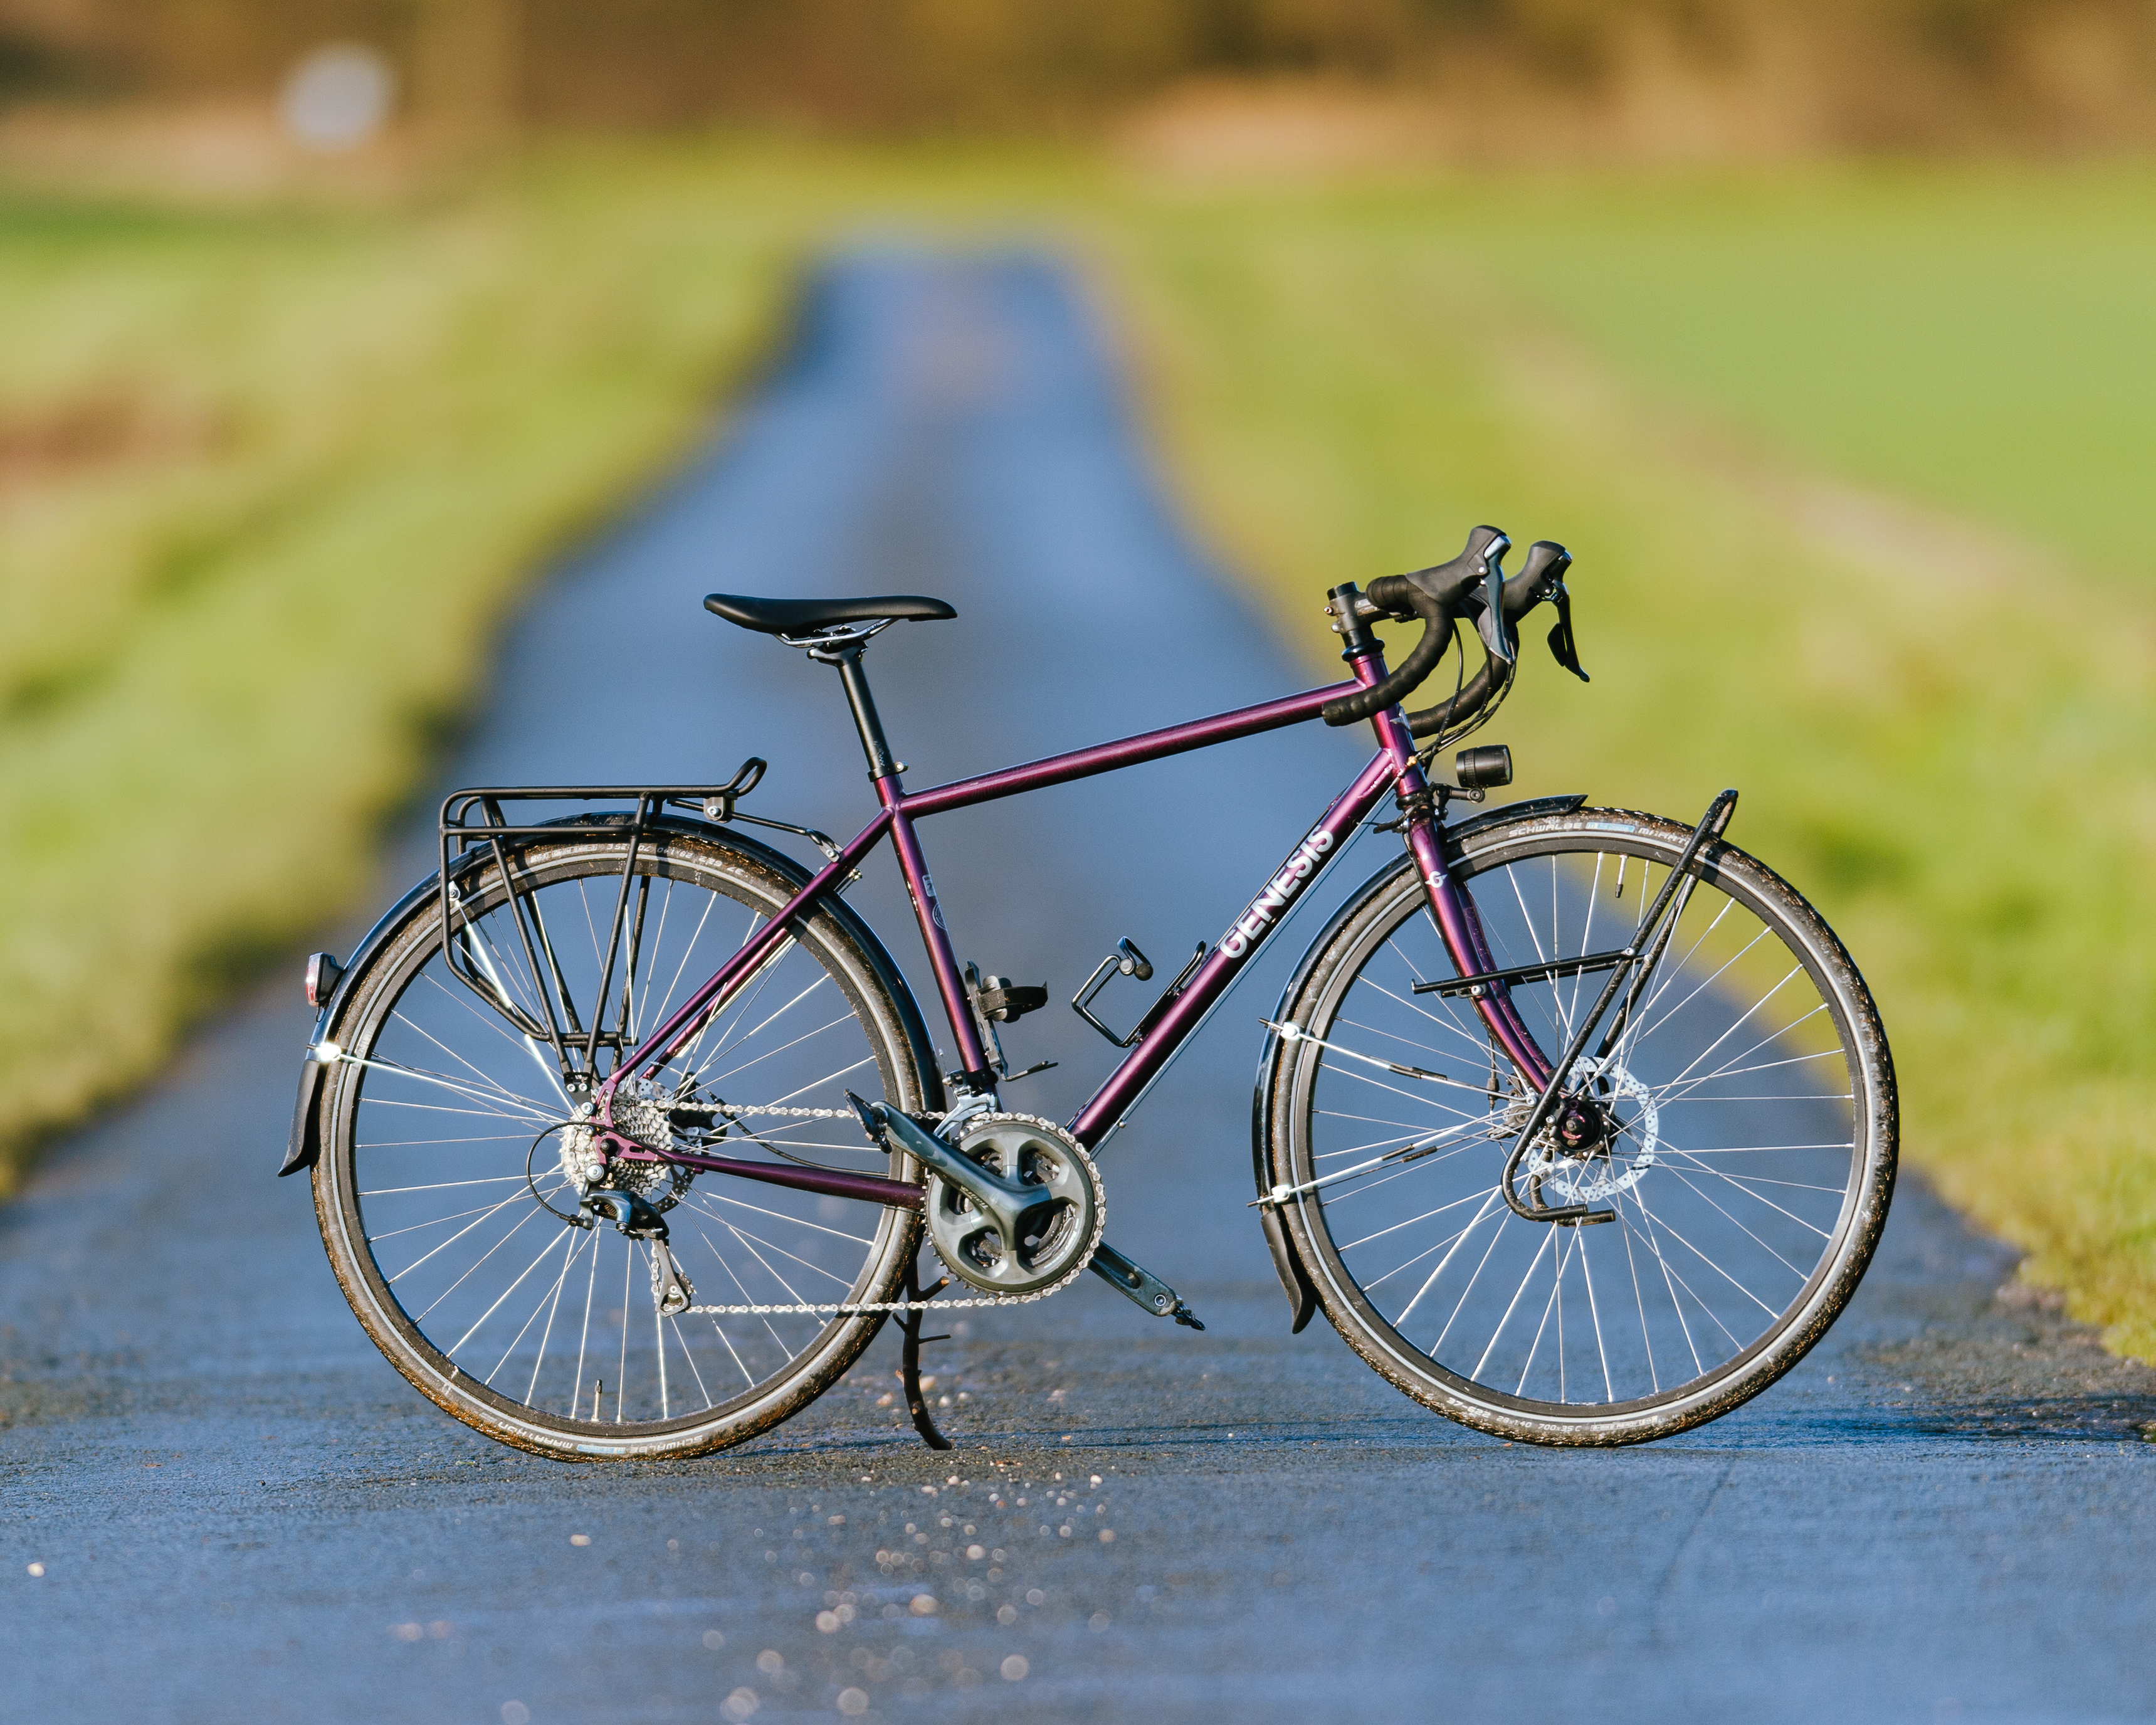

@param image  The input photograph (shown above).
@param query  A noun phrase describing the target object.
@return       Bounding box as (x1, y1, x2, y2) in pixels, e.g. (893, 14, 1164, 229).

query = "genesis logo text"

(1218, 830, 1334, 959)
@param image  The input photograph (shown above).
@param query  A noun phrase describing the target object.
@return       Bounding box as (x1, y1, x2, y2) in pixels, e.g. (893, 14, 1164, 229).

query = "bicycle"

(283, 525, 1896, 1456)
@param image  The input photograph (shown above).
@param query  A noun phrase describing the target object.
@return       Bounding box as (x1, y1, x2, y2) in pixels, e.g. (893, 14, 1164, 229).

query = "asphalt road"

(6, 252, 2156, 1725)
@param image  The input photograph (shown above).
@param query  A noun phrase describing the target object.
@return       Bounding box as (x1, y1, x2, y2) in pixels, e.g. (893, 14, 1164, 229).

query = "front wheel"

(1263, 804, 1896, 1446)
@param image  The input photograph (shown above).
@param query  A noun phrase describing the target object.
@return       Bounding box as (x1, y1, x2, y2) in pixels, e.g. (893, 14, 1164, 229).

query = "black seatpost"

(828, 643, 901, 780)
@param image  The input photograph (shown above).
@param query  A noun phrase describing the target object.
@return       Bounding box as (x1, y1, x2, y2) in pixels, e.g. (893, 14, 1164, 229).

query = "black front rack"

(435, 756, 836, 1080)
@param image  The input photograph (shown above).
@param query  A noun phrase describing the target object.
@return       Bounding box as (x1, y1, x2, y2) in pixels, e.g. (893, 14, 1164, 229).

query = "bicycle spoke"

(348, 1055, 559, 1125)
(526, 1225, 592, 1405)
(387, 1008, 558, 1115)
(461, 910, 571, 1101)
(676, 929, 792, 1082)
(665, 1312, 717, 1412)
(1285, 821, 1873, 1422)
(1516, 1226, 1577, 1398)
(486, 1225, 587, 1388)
(698, 1008, 858, 1093)
(689, 1188, 879, 1247)
(360, 1174, 529, 1195)
(1428, 1188, 1515, 1351)
(329, 832, 916, 1446)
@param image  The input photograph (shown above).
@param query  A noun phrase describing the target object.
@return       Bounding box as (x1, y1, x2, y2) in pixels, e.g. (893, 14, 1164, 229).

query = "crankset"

(848, 1095, 1103, 1297)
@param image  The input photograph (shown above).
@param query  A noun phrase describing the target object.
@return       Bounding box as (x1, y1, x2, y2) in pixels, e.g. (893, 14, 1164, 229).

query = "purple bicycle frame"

(594, 636, 1555, 1207)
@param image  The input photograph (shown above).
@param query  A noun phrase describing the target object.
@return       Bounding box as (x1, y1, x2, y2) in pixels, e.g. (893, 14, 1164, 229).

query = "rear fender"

(281, 857, 480, 1178)
(281, 815, 939, 1177)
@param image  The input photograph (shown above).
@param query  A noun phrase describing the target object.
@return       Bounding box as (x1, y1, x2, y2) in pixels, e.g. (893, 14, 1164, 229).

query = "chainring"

(925, 1112, 1104, 1298)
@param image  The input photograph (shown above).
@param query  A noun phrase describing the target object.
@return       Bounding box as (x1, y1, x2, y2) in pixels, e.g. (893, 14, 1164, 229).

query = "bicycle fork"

(1408, 784, 1740, 1226)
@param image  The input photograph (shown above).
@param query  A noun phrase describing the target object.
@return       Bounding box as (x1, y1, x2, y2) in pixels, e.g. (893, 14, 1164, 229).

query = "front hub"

(1552, 1091, 1610, 1155)
(1521, 1058, 1660, 1208)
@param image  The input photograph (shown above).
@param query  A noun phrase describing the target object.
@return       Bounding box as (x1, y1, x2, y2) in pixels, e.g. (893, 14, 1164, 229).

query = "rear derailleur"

(582, 1187, 695, 1317)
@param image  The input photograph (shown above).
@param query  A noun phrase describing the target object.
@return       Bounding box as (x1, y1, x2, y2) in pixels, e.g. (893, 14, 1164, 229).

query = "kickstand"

(897, 1253, 954, 1452)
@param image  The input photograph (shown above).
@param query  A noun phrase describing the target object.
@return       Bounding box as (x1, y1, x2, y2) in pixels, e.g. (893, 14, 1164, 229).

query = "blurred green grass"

(1107, 166, 2156, 1354)
(3, 140, 2152, 1363)
(1462, 164, 2156, 581)
(0, 140, 1093, 1190)
(0, 148, 814, 1178)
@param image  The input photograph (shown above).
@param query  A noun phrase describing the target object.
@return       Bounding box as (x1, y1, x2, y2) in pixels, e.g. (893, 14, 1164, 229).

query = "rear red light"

(305, 952, 345, 1008)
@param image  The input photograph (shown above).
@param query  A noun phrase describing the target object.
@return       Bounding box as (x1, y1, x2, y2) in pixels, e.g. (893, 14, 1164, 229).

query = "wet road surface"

(6, 252, 2156, 1724)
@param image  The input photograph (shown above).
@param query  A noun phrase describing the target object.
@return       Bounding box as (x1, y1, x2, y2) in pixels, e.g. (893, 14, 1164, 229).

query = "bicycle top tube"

(596, 678, 1349, 1095)
(598, 653, 1556, 1147)
(895, 683, 1347, 818)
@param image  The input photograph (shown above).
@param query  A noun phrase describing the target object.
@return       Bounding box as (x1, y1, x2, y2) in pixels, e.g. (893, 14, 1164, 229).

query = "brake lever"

(1497, 540, 1584, 683)
(1547, 583, 1590, 683)
(1469, 546, 1518, 666)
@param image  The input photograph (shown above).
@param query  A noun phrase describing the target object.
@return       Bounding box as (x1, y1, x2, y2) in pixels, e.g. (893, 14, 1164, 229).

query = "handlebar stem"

(1325, 583, 1382, 659)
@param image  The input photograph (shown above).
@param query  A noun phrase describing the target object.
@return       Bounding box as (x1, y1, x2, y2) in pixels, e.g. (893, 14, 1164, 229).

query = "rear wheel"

(1265, 806, 1896, 1445)
(311, 823, 932, 1460)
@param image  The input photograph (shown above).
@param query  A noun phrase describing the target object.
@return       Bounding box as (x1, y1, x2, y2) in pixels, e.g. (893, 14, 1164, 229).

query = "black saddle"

(703, 593, 957, 636)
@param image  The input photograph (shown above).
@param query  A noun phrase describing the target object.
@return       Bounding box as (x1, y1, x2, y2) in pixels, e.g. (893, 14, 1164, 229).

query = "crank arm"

(1089, 1241, 1204, 1329)
(848, 1093, 1054, 1252)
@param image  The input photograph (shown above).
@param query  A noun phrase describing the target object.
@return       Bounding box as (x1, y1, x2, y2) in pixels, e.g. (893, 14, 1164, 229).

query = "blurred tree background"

(1, 2, 2153, 1360)
(3, 0, 2154, 146)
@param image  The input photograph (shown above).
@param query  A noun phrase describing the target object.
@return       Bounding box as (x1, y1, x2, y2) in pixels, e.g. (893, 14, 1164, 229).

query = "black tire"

(1264, 804, 1896, 1445)
(310, 822, 933, 1460)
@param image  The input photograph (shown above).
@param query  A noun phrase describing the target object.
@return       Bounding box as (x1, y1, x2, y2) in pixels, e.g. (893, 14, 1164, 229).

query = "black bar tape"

(1402, 540, 1572, 737)
(1321, 581, 1456, 727)
(1404, 656, 1503, 737)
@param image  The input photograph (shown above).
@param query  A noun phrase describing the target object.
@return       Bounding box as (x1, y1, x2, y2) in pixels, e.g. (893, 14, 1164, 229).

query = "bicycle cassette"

(925, 1112, 1103, 1298)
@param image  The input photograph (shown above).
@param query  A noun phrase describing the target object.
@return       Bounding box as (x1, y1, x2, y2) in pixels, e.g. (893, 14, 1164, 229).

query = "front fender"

(1245, 792, 1587, 1324)
(1442, 792, 1586, 848)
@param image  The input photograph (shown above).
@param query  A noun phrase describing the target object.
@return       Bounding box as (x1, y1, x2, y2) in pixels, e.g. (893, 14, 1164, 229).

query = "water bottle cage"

(1072, 937, 1207, 1050)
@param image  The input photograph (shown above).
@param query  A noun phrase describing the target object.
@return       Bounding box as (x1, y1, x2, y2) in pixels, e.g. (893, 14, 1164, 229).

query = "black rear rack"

(434, 757, 817, 1079)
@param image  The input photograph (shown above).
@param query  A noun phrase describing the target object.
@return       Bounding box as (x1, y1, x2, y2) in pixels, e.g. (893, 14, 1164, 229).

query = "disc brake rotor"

(1517, 1057, 1659, 1206)
(925, 1112, 1103, 1297)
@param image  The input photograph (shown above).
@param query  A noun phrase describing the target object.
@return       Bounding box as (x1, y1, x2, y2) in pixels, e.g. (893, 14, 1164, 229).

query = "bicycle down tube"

(591, 653, 1557, 1190)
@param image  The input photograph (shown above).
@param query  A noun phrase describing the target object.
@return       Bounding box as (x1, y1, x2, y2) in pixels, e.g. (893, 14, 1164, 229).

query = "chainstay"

(710, 1105, 941, 1121)
(685, 1114, 1096, 1316)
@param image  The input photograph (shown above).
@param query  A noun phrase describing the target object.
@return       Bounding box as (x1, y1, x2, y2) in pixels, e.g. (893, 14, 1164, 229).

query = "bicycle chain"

(681, 1292, 1046, 1316)
(707, 1104, 944, 1121)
